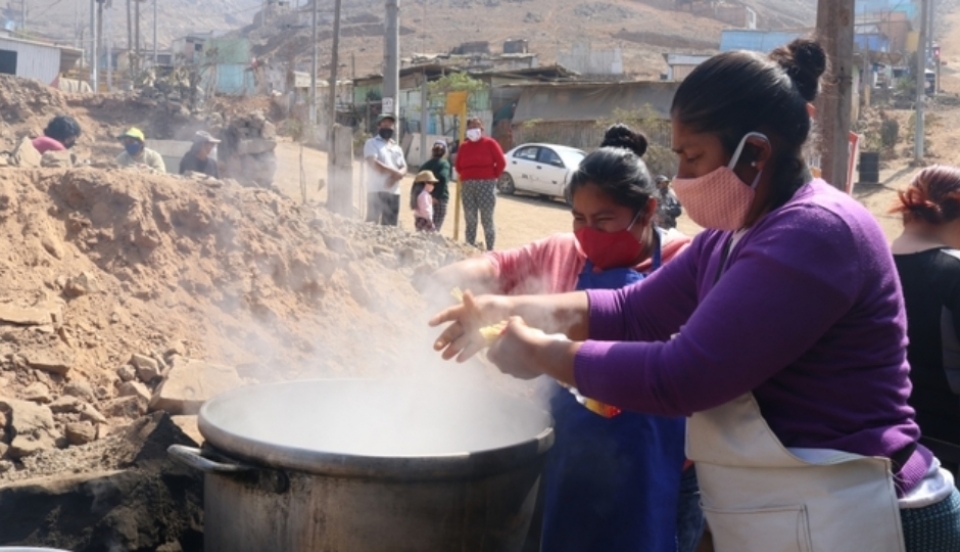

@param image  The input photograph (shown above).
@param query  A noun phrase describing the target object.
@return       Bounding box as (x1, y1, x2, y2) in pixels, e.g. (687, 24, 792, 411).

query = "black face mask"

(378, 128, 394, 140)
(432, 148, 445, 158)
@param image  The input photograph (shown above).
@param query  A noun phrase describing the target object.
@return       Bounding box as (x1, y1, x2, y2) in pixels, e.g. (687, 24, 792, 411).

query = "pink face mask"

(672, 132, 768, 231)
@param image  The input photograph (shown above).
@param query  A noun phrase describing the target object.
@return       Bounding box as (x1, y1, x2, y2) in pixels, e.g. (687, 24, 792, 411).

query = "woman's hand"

(430, 290, 512, 362)
(488, 317, 580, 384)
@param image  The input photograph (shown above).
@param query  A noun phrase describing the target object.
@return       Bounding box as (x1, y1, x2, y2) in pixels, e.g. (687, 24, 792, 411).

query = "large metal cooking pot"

(169, 379, 554, 552)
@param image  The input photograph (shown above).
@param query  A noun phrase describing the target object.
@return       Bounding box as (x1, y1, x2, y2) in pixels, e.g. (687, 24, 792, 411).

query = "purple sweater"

(574, 180, 930, 494)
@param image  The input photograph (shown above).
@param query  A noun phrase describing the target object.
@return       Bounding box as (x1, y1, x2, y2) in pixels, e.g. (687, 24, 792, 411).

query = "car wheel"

(498, 173, 516, 195)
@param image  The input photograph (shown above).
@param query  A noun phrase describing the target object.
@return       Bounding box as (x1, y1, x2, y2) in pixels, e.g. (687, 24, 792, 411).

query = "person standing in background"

(654, 175, 683, 229)
(455, 117, 506, 250)
(33, 115, 81, 154)
(116, 127, 166, 173)
(179, 131, 221, 178)
(891, 165, 960, 474)
(410, 170, 438, 233)
(420, 140, 452, 231)
(364, 114, 407, 226)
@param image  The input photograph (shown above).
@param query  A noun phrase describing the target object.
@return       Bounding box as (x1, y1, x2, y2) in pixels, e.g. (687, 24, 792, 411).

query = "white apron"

(687, 392, 907, 552)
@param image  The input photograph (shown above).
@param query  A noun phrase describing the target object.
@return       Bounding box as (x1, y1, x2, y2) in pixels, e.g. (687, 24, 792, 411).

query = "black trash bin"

(860, 152, 880, 184)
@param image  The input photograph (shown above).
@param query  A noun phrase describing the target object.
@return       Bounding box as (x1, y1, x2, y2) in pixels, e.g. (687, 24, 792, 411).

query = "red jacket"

(455, 136, 506, 181)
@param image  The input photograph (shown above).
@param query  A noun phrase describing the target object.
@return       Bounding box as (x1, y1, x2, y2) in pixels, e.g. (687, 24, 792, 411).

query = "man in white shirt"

(363, 114, 407, 226)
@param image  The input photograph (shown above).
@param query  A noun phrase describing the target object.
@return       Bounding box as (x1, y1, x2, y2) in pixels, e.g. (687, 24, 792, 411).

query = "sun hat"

(194, 130, 222, 144)
(414, 170, 439, 183)
(118, 127, 146, 142)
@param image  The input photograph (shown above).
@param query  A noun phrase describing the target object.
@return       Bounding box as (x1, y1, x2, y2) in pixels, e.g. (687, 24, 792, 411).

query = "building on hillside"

(351, 64, 576, 158)
(0, 32, 82, 85)
(510, 81, 681, 150)
(662, 53, 712, 81)
(683, 1, 758, 29)
(556, 41, 624, 78)
(198, 37, 254, 95)
(856, 10, 912, 54)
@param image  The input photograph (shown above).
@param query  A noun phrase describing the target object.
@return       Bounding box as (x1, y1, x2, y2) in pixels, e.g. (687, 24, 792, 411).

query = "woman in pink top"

(433, 125, 697, 552)
(32, 115, 81, 154)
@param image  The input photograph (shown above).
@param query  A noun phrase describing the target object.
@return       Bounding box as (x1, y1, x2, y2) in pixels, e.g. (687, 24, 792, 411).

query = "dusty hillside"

(245, 0, 816, 79)
(18, 0, 261, 49)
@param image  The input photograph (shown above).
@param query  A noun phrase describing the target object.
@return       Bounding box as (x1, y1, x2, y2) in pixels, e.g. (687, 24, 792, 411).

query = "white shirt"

(363, 136, 407, 194)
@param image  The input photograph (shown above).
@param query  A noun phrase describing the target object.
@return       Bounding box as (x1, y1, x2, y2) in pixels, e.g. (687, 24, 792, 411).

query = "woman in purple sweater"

(432, 40, 960, 551)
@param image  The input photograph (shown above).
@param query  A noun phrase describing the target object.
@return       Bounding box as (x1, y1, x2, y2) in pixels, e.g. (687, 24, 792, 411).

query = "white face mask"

(466, 128, 482, 142)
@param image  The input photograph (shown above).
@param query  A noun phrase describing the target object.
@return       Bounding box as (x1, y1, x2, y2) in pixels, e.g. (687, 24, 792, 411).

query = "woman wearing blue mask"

(116, 127, 166, 173)
(431, 124, 699, 552)
(433, 39, 960, 552)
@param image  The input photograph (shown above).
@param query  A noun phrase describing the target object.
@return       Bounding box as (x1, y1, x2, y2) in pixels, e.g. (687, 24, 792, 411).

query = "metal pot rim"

(198, 378, 554, 479)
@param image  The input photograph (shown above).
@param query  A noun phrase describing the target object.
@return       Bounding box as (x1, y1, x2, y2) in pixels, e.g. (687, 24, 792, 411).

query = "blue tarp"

(856, 0, 916, 18)
(720, 30, 807, 53)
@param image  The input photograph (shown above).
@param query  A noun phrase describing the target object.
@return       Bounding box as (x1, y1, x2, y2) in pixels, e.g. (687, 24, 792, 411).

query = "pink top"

(414, 190, 434, 220)
(31, 136, 66, 154)
(485, 231, 692, 295)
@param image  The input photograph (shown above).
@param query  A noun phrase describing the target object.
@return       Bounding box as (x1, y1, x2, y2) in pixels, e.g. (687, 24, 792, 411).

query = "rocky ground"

(0, 70, 487, 548)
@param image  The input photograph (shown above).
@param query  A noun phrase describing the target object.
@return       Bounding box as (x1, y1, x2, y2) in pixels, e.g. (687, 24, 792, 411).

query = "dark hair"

(410, 181, 427, 210)
(671, 38, 827, 208)
(44, 115, 81, 143)
(891, 165, 960, 225)
(564, 124, 655, 212)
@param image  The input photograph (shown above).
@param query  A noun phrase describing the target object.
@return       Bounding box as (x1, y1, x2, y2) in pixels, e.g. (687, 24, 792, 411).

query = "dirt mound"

(0, 165, 474, 476)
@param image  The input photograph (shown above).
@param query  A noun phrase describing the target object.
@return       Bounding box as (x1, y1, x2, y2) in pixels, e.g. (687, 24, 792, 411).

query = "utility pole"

(309, 0, 318, 127)
(106, 2, 113, 91)
(90, 0, 98, 92)
(329, 0, 343, 146)
(815, 0, 855, 191)
(126, 0, 132, 74)
(384, 0, 400, 119)
(153, 0, 158, 65)
(915, 0, 928, 163)
(20, 0, 26, 32)
(96, 0, 104, 88)
(134, 0, 140, 75)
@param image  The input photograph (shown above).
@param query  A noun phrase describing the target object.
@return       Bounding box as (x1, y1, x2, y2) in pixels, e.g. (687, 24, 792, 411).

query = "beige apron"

(687, 392, 906, 552)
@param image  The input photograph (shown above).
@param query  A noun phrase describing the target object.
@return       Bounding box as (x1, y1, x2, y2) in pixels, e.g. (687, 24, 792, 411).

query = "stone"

(24, 349, 74, 375)
(116, 364, 136, 382)
(79, 404, 108, 425)
(149, 357, 243, 415)
(102, 395, 148, 419)
(64, 271, 98, 298)
(64, 422, 97, 445)
(0, 303, 58, 326)
(21, 381, 52, 404)
(63, 379, 97, 403)
(118, 381, 151, 402)
(40, 150, 74, 168)
(131, 353, 162, 383)
(236, 138, 277, 155)
(11, 136, 41, 168)
(170, 415, 203, 445)
(0, 398, 58, 458)
(49, 395, 82, 414)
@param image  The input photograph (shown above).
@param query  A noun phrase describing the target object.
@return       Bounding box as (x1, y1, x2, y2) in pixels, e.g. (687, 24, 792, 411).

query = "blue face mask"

(124, 143, 143, 157)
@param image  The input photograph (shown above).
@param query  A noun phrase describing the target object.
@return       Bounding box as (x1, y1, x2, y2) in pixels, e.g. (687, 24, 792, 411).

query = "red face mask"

(574, 212, 644, 271)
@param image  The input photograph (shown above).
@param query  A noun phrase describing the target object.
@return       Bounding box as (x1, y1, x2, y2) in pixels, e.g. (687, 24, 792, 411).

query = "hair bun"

(769, 38, 827, 102)
(600, 123, 648, 157)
